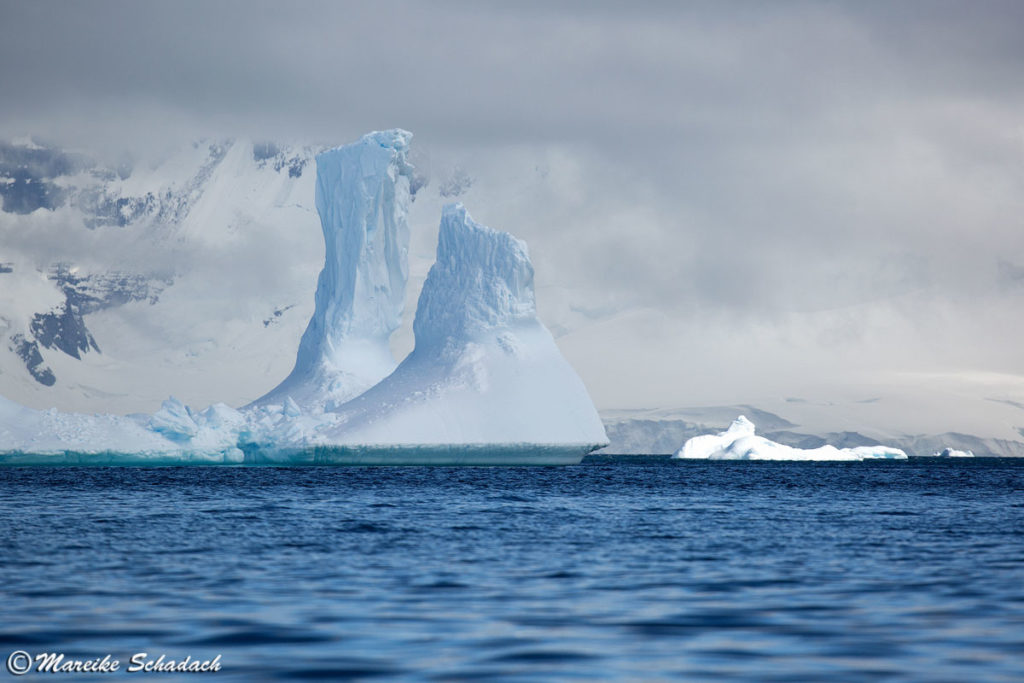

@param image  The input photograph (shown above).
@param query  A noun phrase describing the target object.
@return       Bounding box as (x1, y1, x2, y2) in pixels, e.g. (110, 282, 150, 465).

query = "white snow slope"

(0, 132, 608, 464)
(674, 415, 908, 461)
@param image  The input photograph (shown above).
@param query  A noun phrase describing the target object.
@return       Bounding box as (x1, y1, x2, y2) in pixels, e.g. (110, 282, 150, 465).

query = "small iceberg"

(931, 447, 975, 458)
(673, 416, 908, 461)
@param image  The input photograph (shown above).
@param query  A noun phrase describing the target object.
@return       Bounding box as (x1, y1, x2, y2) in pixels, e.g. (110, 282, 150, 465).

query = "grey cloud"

(998, 261, 1024, 289)
(2, 0, 1024, 409)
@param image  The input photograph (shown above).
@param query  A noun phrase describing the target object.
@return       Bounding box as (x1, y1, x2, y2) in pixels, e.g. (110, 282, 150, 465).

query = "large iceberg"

(252, 130, 414, 409)
(673, 416, 908, 461)
(319, 204, 608, 448)
(0, 130, 608, 465)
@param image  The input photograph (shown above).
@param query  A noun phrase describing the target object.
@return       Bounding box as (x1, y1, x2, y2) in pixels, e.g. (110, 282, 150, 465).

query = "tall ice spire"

(251, 129, 413, 409)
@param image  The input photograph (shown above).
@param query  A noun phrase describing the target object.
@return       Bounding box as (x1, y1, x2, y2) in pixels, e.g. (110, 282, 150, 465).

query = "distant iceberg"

(0, 130, 607, 465)
(930, 447, 975, 458)
(673, 416, 908, 461)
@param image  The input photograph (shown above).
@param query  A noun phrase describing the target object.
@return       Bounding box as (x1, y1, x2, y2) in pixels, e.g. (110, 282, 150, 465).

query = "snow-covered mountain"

(0, 137, 324, 413)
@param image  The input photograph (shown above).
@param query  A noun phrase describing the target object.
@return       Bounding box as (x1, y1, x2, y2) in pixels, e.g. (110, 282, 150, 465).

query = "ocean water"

(0, 457, 1021, 681)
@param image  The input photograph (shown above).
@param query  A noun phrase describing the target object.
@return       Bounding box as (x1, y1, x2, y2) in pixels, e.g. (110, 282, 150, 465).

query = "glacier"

(673, 415, 908, 461)
(0, 130, 608, 465)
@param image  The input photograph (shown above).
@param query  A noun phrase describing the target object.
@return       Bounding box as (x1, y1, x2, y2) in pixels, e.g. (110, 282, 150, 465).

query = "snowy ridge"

(252, 130, 413, 409)
(673, 416, 908, 461)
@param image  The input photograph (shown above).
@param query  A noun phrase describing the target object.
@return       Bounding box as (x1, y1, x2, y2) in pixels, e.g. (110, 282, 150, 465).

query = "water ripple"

(0, 458, 1021, 680)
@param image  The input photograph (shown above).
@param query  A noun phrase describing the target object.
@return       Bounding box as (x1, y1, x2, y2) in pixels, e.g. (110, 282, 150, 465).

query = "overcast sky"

(2, 1, 1024, 424)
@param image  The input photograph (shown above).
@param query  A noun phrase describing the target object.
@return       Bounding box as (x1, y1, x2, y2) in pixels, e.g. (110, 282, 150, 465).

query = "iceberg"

(251, 130, 414, 410)
(0, 131, 608, 465)
(931, 447, 975, 457)
(318, 204, 608, 450)
(0, 394, 246, 464)
(673, 416, 908, 461)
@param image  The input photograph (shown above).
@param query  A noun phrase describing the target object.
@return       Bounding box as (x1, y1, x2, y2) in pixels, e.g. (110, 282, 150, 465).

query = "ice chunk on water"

(673, 415, 908, 461)
(675, 415, 754, 459)
(931, 447, 975, 457)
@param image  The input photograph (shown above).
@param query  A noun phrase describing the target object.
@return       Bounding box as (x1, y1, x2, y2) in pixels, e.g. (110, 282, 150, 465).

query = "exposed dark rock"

(0, 175, 69, 213)
(81, 190, 157, 229)
(253, 142, 307, 178)
(286, 159, 305, 177)
(29, 265, 168, 360)
(30, 303, 98, 359)
(0, 142, 93, 214)
(253, 142, 281, 161)
(8, 333, 55, 386)
(0, 142, 92, 179)
(262, 304, 295, 327)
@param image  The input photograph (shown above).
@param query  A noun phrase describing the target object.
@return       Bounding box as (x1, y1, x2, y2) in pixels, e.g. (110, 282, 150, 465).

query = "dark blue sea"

(1, 457, 1022, 681)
